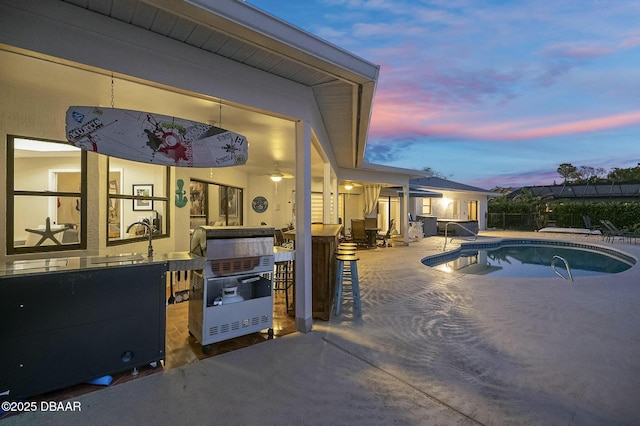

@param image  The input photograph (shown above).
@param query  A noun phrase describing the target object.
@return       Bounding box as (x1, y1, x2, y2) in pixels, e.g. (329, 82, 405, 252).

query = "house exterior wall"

(416, 191, 489, 231)
(0, 1, 334, 256)
(0, 0, 355, 329)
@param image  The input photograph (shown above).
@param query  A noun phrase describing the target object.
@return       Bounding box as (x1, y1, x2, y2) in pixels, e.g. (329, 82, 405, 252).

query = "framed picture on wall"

(132, 184, 153, 211)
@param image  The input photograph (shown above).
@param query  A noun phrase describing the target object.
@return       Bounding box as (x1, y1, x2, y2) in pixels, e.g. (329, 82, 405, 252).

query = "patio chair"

(600, 220, 630, 243)
(599, 220, 615, 242)
(605, 220, 640, 244)
(583, 215, 594, 230)
(582, 215, 602, 236)
(274, 228, 285, 246)
(350, 219, 368, 247)
(377, 219, 395, 247)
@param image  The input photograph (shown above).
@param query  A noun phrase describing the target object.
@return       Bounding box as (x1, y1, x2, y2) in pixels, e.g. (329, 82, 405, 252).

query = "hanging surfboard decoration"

(65, 106, 247, 167)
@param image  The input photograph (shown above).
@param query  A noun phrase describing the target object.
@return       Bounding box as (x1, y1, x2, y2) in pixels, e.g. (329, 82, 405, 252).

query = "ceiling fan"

(269, 164, 294, 182)
(342, 181, 362, 190)
(267, 164, 293, 195)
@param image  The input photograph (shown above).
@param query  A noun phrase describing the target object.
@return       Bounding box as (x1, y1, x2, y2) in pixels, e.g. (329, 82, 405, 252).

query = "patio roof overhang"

(380, 186, 443, 198)
(337, 162, 429, 187)
(2, 0, 380, 178)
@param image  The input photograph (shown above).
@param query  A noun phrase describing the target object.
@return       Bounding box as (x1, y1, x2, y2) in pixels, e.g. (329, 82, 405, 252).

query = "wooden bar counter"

(283, 224, 341, 320)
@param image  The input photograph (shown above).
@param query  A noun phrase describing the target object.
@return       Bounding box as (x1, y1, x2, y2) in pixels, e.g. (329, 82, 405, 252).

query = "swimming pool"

(422, 239, 636, 278)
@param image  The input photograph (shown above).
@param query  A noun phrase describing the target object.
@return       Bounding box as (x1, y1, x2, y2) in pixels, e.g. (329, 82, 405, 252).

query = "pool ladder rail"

(551, 255, 574, 281)
(443, 222, 477, 251)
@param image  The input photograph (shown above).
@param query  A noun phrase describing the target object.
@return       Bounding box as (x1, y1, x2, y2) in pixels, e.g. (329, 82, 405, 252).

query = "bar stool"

(273, 260, 294, 313)
(337, 244, 357, 255)
(334, 254, 361, 317)
(335, 248, 356, 256)
(339, 243, 358, 250)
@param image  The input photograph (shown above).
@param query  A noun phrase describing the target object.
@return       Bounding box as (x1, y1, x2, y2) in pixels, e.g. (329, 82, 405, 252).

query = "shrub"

(489, 197, 640, 231)
(551, 201, 640, 229)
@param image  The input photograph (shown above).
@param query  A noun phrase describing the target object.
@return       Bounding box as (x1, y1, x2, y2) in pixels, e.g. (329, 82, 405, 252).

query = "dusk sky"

(248, 0, 640, 189)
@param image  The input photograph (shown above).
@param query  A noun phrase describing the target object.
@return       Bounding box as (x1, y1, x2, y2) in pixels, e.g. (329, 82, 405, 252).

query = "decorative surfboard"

(65, 106, 248, 167)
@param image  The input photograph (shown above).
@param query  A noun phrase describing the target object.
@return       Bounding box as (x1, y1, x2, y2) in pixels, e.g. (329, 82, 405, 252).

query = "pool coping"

(421, 237, 638, 267)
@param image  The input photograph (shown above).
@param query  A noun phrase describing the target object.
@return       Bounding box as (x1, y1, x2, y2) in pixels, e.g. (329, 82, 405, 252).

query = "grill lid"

(190, 226, 275, 259)
(196, 226, 274, 239)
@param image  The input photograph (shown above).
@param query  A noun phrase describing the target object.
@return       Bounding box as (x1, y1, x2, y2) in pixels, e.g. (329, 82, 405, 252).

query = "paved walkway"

(4, 231, 640, 425)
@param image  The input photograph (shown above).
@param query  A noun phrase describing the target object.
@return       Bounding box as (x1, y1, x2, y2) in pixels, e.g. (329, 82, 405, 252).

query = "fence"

(487, 213, 586, 231)
(487, 213, 538, 230)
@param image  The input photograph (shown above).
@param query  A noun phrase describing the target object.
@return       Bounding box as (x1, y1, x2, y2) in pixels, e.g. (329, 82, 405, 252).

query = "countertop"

(0, 252, 205, 277)
(283, 224, 342, 239)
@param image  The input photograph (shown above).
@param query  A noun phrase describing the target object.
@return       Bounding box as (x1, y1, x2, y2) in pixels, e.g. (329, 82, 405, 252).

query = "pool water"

(426, 243, 634, 278)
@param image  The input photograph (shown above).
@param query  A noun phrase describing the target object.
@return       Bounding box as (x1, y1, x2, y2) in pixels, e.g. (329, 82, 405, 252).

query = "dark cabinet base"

(281, 224, 342, 320)
(311, 235, 338, 320)
(0, 263, 166, 400)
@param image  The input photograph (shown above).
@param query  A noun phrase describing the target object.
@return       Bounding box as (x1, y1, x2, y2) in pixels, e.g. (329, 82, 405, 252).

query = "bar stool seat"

(335, 248, 356, 255)
(339, 242, 358, 248)
(334, 254, 361, 317)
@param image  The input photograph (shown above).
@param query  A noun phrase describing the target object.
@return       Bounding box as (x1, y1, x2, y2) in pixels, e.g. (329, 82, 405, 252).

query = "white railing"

(443, 222, 477, 251)
(551, 255, 574, 281)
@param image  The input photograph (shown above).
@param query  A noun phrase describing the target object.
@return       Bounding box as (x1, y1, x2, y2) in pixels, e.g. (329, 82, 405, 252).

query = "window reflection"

(107, 157, 169, 244)
(189, 179, 243, 229)
(8, 136, 86, 253)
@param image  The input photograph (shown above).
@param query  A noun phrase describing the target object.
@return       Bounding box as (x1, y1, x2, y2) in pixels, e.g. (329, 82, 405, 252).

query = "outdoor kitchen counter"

(0, 251, 203, 400)
(283, 224, 342, 320)
(0, 251, 205, 277)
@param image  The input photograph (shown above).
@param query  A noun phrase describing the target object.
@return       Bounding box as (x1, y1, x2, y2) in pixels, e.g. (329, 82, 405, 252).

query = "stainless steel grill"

(188, 226, 274, 352)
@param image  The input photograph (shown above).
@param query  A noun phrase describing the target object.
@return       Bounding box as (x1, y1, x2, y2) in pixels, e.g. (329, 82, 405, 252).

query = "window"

(377, 197, 400, 234)
(218, 185, 243, 226)
(311, 192, 323, 223)
(189, 179, 208, 228)
(189, 180, 243, 228)
(107, 157, 170, 245)
(7, 136, 87, 254)
(338, 193, 345, 225)
(468, 200, 478, 221)
(422, 198, 432, 215)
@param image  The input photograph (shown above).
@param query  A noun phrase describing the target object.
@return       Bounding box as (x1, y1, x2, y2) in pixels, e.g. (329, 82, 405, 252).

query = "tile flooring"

(165, 288, 297, 367)
(3, 289, 296, 414)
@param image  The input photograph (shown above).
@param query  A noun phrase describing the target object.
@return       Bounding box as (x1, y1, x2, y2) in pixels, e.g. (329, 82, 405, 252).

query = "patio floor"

(4, 230, 640, 425)
(323, 230, 640, 424)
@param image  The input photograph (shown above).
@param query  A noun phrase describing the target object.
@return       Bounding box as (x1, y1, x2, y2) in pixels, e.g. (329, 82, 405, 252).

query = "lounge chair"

(583, 215, 596, 231)
(600, 220, 633, 243)
(599, 220, 616, 242)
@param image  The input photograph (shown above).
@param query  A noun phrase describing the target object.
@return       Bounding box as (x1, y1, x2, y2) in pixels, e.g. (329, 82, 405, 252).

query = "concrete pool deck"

(4, 230, 640, 425)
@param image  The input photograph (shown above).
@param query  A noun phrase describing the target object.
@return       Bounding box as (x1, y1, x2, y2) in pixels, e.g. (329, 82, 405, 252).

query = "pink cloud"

(539, 43, 611, 59)
(474, 169, 560, 189)
(620, 35, 640, 49)
(501, 111, 640, 139)
(370, 97, 640, 141)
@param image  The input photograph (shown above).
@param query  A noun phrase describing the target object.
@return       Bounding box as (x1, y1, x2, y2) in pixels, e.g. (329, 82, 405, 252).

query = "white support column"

(402, 184, 410, 245)
(323, 162, 332, 224)
(331, 172, 339, 225)
(294, 120, 313, 332)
